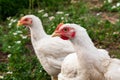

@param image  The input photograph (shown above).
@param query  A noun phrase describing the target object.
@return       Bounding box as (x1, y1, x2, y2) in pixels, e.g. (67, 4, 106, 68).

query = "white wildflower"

(104, 1, 106, 3)
(112, 5, 116, 9)
(8, 22, 12, 26)
(10, 19, 14, 22)
(13, 19, 17, 23)
(107, 0, 112, 3)
(38, 9, 44, 13)
(0, 76, 4, 79)
(7, 17, 11, 21)
(40, 70, 42, 72)
(61, 17, 64, 20)
(98, 20, 103, 24)
(65, 13, 69, 16)
(99, 46, 102, 48)
(56, 11, 64, 14)
(16, 30, 22, 34)
(116, 3, 120, 7)
(96, 12, 102, 16)
(15, 41, 21, 44)
(43, 13, 48, 17)
(13, 32, 17, 35)
(7, 71, 13, 74)
(49, 16, 55, 21)
(8, 54, 11, 58)
(20, 34, 27, 39)
(8, 46, 11, 49)
(113, 32, 119, 35)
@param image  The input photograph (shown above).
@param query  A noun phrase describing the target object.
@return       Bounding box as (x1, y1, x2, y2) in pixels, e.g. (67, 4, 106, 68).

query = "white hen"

(17, 15, 75, 80)
(58, 49, 110, 80)
(52, 23, 112, 80)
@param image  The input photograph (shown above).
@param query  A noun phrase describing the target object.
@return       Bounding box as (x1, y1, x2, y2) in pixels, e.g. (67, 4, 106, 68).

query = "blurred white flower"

(96, 12, 102, 16)
(98, 20, 103, 24)
(116, 3, 120, 7)
(65, 13, 69, 16)
(7, 71, 13, 74)
(7, 17, 11, 21)
(13, 19, 17, 23)
(0, 76, 4, 79)
(10, 19, 14, 22)
(43, 13, 48, 17)
(112, 5, 116, 9)
(38, 9, 44, 13)
(107, 0, 112, 3)
(13, 31, 22, 36)
(99, 46, 102, 48)
(8, 23, 12, 26)
(113, 31, 119, 35)
(104, 1, 106, 3)
(8, 46, 11, 49)
(15, 41, 21, 44)
(8, 54, 11, 58)
(56, 11, 64, 14)
(61, 17, 64, 20)
(13, 32, 17, 35)
(16, 30, 23, 33)
(20, 34, 27, 39)
(40, 70, 42, 72)
(49, 16, 55, 21)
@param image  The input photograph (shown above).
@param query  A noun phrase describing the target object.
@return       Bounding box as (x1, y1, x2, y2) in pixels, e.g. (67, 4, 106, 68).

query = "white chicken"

(52, 23, 117, 80)
(58, 49, 110, 80)
(17, 15, 75, 80)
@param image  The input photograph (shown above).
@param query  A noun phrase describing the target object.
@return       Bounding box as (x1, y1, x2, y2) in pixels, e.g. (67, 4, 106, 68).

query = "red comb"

(56, 22, 64, 30)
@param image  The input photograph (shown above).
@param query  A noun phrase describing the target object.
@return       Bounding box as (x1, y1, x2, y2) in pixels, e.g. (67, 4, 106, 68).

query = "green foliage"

(100, 0, 120, 12)
(0, 0, 29, 20)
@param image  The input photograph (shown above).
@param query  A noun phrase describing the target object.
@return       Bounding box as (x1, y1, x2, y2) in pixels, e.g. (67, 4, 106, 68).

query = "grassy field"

(0, 0, 120, 80)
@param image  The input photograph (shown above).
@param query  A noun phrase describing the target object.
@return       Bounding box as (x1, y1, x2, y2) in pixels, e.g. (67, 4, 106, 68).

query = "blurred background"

(0, 0, 120, 80)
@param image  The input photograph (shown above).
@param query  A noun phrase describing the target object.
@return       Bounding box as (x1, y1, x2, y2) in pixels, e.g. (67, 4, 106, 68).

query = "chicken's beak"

(17, 21, 22, 26)
(52, 32, 61, 37)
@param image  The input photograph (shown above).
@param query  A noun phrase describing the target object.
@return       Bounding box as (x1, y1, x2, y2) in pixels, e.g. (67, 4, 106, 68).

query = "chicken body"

(58, 49, 110, 80)
(17, 15, 75, 80)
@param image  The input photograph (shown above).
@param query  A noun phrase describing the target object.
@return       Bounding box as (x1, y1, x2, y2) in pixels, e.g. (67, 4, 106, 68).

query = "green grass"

(0, 0, 120, 80)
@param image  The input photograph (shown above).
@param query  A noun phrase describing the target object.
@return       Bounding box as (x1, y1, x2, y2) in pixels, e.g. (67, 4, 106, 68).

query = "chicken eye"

(63, 28, 69, 32)
(24, 18, 29, 21)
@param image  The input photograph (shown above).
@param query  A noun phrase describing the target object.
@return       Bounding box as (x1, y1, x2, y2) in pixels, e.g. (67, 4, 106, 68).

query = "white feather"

(58, 49, 110, 80)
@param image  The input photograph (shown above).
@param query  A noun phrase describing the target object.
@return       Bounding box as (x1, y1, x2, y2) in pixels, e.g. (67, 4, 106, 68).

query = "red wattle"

(61, 36, 69, 40)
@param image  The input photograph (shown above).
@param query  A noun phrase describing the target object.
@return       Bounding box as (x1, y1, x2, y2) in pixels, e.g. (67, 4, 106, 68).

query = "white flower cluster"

(13, 30, 27, 39)
(104, 0, 112, 3)
(7, 71, 13, 74)
(107, 0, 112, 3)
(13, 30, 23, 36)
(15, 41, 21, 44)
(38, 9, 44, 13)
(0, 76, 4, 79)
(7, 17, 18, 28)
(112, 2, 120, 9)
(37, 9, 69, 21)
(56, 11, 64, 14)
